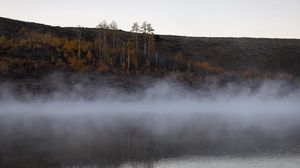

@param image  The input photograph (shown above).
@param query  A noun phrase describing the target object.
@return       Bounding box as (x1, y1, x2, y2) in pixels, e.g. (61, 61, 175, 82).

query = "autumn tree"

(172, 52, 186, 72)
(63, 39, 77, 58)
(96, 20, 109, 63)
(77, 25, 82, 59)
(109, 21, 118, 48)
(131, 22, 140, 56)
(96, 24, 102, 63)
(125, 40, 138, 73)
(121, 41, 125, 69)
(86, 50, 93, 63)
(140, 21, 148, 57)
(127, 42, 130, 73)
(139, 21, 156, 72)
(109, 21, 119, 65)
(68, 56, 86, 72)
(146, 23, 155, 55)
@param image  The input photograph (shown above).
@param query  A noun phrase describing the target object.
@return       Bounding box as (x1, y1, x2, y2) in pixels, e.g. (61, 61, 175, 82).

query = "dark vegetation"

(1, 17, 300, 84)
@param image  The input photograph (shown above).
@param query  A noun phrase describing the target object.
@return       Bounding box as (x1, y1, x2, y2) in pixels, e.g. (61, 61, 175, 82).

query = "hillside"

(0, 17, 300, 81)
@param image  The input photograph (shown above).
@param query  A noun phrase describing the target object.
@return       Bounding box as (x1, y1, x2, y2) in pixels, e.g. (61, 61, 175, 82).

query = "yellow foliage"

(194, 62, 209, 71)
(81, 41, 93, 53)
(86, 50, 93, 61)
(193, 61, 224, 74)
(63, 40, 77, 51)
(68, 57, 86, 72)
(51, 37, 63, 48)
(128, 42, 138, 69)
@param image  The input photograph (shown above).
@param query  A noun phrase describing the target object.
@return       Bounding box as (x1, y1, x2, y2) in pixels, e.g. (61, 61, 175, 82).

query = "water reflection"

(1, 110, 300, 168)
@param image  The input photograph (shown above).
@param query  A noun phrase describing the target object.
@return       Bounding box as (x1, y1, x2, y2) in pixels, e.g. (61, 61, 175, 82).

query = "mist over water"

(0, 78, 300, 167)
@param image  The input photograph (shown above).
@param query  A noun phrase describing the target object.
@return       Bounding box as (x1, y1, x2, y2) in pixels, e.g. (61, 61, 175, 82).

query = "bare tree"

(97, 20, 108, 29)
(122, 42, 125, 63)
(96, 25, 102, 63)
(146, 23, 155, 57)
(146, 23, 154, 34)
(140, 21, 148, 33)
(97, 20, 109, 63)
(109, 20, 118, 30)
(155, 51, 158, 68)
(131, 22, 140, 33)
(131, 22, 140, 66)
(141, 21, 148, 57)
(127, 43, 130, 73)
(109, 21, 118, 48)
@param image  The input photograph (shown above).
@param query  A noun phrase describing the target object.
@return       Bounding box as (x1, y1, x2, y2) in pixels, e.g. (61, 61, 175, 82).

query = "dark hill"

(0, 16, 300, 79)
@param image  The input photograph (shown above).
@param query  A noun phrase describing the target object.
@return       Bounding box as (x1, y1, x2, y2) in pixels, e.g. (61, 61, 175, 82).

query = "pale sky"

(1, 0, 300, 38)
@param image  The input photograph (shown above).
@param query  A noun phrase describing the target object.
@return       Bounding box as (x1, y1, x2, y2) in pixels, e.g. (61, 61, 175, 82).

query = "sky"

(1, 0, 300, 38)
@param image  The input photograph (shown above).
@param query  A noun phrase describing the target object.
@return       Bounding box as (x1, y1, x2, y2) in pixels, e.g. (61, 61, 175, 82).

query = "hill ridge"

(0, 16, 300, 79)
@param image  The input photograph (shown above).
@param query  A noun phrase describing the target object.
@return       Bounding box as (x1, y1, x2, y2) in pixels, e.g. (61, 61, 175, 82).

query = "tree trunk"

(128, 45, 130, 73)
(78, 28, 81, 59)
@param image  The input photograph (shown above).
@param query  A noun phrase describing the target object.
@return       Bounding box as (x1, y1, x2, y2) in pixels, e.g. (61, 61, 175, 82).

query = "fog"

(0, 78, 300, 167)
(1, 79, 299, 127)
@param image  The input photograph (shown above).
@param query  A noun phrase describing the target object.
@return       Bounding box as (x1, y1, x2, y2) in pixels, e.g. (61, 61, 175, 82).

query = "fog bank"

(0, 79, 300, 167)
